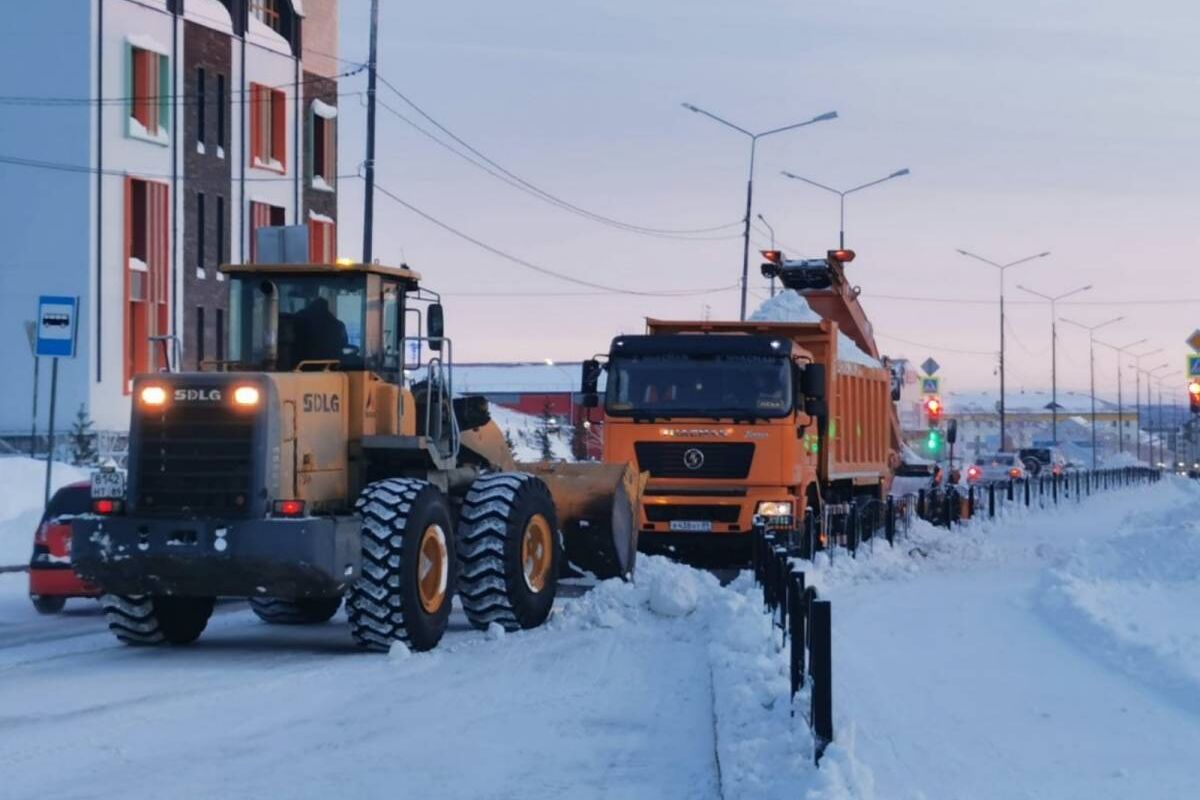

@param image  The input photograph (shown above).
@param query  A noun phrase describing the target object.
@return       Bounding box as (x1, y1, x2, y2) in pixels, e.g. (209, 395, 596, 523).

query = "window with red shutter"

(250, 82, 286, 172)
(124, 178, 170, 390)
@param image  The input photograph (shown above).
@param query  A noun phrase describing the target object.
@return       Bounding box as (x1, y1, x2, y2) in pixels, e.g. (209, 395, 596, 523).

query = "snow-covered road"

(820, 477, 1200, 800)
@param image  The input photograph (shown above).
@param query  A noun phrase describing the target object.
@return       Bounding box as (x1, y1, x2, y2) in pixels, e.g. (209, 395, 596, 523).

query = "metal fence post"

(810, 600, 833, 765)
(988, 483, 995, 518)
(789, 570, 805, 704)
(1024, 478, 1030, 507)
(886, 495, 895, 545)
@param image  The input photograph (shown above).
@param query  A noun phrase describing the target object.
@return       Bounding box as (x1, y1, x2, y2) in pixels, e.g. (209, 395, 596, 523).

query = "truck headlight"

(140, 385, 167, 406)
(233, 386, 260, 406)
(755, 500, 793, 518)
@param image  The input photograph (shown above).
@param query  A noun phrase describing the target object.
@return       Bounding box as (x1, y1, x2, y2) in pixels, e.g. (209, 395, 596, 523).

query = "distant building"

(2, 0, 339, 442)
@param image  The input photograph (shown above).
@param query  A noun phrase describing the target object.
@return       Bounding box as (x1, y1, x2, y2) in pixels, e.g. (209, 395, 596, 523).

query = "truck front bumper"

(71, 515, 360, 599)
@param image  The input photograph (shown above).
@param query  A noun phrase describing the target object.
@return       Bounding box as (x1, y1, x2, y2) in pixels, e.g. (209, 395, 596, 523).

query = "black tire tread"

(249, 596, 342, 625)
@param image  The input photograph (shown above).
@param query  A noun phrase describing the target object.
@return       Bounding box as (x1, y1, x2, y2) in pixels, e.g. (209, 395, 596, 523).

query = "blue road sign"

(921, 376, 940, 395)
(1188, 353, 1200, 378)
(35, 295, 79, 358)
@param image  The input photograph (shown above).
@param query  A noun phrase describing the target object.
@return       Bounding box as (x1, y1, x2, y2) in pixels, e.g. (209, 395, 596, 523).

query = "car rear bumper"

(28, 565, 100, 598)
(70, 515, 361, 599)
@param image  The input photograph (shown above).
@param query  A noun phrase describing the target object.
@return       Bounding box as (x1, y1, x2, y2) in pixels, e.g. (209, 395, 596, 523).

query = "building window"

(311, 101, 336, 190)
(308, 214, 336, 263)
(250, 83, 286, 172)
(216, 74, 226, 152)
(215, 308, 226, 361)
(124, 178, 170, 389)
(251, 0, 282, 32)
(129, 45, 170, 144)
(195, 66, 206, 148)
(216, 195, 225, 269)
(196, 306, 206, 369)
(196, 191, 206, 275)
(249, 201, 286, 261)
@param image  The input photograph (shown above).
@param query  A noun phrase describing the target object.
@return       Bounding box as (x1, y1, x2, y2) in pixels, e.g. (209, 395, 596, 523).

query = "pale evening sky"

(336, 0, 1199, 400)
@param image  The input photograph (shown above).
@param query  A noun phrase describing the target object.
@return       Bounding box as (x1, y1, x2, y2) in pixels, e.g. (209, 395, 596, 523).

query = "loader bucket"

(520, 461, 646, 581)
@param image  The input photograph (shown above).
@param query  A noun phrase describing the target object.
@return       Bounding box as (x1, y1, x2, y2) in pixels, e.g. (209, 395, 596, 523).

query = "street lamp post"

(1015, 283, 1091, 446)
(1150, 366, 1173, 466)
(1094, 337, 1147, 454)
(681, 103, 837, 320)
(780, 168, 911, 249)
(957, 249, 1052, 451)
(1061, 316, 1123, 470)
(1127, 351, 1165, 463)
(756, 213, 777, 297)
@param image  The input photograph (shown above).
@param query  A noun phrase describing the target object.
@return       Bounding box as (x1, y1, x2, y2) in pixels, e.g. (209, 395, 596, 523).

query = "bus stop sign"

(36, 295, 79, 358)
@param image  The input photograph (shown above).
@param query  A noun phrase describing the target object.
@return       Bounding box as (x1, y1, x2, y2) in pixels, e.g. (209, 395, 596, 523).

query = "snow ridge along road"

(816, 476, 1200, 800)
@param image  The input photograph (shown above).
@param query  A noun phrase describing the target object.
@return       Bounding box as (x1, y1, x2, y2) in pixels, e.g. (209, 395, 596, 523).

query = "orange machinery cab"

(29, 481, 101, 613)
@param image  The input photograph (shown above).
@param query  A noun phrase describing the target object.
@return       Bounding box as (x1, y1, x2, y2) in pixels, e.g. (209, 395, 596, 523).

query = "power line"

(864, 292, 1200, 307)
(373, 73, 744, 239)
(875, 332, 996, 357)
(0, 153, 355, 183)
(371, 180, 738, 298)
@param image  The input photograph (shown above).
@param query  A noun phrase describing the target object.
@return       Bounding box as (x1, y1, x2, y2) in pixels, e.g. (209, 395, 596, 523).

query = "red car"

(29, 481, 101, 613)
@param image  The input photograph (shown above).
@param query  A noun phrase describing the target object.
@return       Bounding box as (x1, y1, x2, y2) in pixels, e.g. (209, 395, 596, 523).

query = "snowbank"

(750, 293, 880, 368)
(0, 457, 89, 566)
(488, 403, 575, 462)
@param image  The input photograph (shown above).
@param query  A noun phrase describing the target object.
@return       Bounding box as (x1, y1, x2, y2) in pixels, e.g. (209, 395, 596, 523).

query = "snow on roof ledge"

(312, 98, 337, 119)
(184, 0, 234, 33)
(126, 33, 169, 56)
(247, 15, 292, 55)
(290, 0, 306, 16)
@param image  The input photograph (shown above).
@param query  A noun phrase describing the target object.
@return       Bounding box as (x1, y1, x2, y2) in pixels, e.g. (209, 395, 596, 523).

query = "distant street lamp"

(958, 249, 1052, 450)
(1150, 366, 1174, 466)
(780, 168, 910, 249)
(756, 213, 777, 297)
(1127, 351, 1165, 463)
(1061, 316, 1123, 469)
(1095, 337, 1147, 454)
(1015, 282, 1092, 445)
(681, 103, 838, 320)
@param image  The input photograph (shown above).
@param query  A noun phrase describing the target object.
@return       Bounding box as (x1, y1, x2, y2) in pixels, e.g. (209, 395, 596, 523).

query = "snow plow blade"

(520, 461, 646, 581)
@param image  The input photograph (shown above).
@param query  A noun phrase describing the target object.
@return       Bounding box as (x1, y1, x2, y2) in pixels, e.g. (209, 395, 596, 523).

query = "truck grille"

(644, 504, 741, 523)
(134, 403, 257, 517)
(634, 442, 755, 480)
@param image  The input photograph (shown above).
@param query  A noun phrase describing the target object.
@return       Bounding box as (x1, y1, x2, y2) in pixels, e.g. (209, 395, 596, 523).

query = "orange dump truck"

(581, 250, 903, 561)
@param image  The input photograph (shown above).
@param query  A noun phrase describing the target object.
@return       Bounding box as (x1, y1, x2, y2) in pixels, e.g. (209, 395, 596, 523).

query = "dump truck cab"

(72, 258, 640, 653)
(588, 326, 830, 562)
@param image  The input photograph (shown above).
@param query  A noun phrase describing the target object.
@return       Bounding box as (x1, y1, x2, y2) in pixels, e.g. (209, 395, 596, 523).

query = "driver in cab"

(295, 296, 348, 363)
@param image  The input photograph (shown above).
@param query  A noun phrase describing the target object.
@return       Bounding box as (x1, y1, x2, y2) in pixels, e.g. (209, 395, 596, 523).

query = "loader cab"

(223, 262, 436, 384)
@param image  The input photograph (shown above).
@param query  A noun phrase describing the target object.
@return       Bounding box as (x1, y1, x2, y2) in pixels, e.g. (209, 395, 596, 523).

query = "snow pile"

(554, 557, 871, 799)
(750, 293, 880, 368)
(1102, 450, 1145, 468)
(0, 457, 90, 566)
(488, 403, 575, 462)
(1043, 478, 1200, 707)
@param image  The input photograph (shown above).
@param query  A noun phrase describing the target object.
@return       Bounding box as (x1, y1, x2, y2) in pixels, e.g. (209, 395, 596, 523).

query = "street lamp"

(1094, 337, 1147, 454)
(1150, 366, 1173, 467)
(957, 249, 1052, 450)
(1060, 316, 1123, 470)
(1126, 350, 1165, 463)
(780, 168, 910, 248)
(1015, 282, 1092, 445)
(681, 103, 838, 320)
(756, 213, 777, 297)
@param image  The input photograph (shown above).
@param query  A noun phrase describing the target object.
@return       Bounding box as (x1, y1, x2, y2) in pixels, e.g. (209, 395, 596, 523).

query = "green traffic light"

(926, 430, 942, 451)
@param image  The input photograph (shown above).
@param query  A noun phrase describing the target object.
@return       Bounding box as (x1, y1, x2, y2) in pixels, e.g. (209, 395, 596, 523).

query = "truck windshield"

(605, 354, 792, 420)
(228, 274, 365, 370)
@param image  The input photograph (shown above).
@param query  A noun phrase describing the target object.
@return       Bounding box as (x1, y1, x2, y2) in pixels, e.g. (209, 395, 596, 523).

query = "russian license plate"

(669, 520, 713, 533)
(91, 468, 126, 499)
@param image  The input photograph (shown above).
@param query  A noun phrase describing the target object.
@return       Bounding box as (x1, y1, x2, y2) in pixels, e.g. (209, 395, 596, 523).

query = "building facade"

(1, 0, 339, 443)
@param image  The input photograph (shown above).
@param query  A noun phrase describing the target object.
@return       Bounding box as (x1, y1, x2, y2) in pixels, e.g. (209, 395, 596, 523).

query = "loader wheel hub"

(521, 514, 553, 593)
(417, 524, 449, 614)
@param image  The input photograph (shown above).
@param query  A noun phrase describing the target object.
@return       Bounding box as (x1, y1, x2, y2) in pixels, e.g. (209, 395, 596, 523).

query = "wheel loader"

(71, 260, 641, 652)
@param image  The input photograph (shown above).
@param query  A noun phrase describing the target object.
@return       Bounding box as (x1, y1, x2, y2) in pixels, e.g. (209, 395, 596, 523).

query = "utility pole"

(1016, 283, 1090, 446)
(756, 213, 777, 297)
(361, 0, 380, 264)
(1096, 338, 1147, 454)
(1062, 316, 1122, 470)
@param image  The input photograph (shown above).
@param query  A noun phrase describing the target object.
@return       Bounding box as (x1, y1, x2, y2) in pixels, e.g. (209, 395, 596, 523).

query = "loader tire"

(458, 472, 561, 632)
(347, 478, 456, 653)
(249, 596, 342, 625)
(101, 594, 214, 646)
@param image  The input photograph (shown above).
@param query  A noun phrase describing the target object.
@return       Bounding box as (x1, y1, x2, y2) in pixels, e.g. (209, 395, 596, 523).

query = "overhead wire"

(0, 153, 356, 183)
(371, 179, 739, 298)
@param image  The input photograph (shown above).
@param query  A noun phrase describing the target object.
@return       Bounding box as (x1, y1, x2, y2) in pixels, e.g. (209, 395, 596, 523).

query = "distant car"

(1018, 447, 1067, 477)
(966, 453, 1025, 485)
(890, 461, 941, 498)
(28, 481, 100, 614)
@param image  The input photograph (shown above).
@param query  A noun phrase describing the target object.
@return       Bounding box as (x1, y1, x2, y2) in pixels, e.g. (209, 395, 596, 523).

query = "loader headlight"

(233, 386, 260, 406)
(140, 385, 167, 406)
(755, 500, 793, 518)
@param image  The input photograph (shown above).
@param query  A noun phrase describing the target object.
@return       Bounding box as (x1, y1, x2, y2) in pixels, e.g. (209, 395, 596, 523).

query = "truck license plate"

(669, 520, 712, 533)
(91, 469, 126, 499)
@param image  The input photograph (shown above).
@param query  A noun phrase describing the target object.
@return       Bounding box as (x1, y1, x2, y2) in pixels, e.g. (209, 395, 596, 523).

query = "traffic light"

(925, 428, 943, 452)
(923, 395, 943, 423)
(1189, 379, 1200, 414)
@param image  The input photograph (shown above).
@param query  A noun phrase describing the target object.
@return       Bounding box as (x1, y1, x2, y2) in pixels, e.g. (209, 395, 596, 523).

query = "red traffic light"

(1190, 380, 1200, 414)
(923, 396, 943, 420)
(1189, 379, 1200, 396)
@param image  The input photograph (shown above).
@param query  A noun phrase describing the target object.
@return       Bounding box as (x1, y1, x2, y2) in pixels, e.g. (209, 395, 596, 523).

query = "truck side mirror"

(581, 359, 601, 408)
(427, 303, 444, 352)
(946, 418, 958, 445)
(801, 363, 827, 417)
